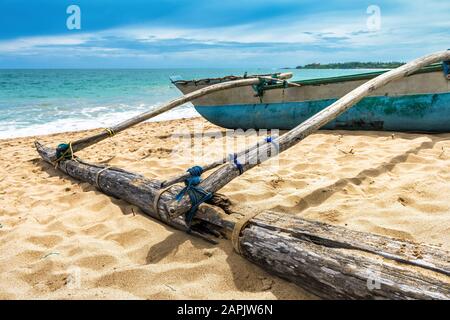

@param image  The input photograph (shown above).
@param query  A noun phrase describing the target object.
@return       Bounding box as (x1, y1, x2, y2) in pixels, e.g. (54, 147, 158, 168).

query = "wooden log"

(35, 142, 450, 299)
(236, 211, 450, 300)
(34, 141, 220, 243)
(168, 50, 450, 219)
(61, 73, 292, 158)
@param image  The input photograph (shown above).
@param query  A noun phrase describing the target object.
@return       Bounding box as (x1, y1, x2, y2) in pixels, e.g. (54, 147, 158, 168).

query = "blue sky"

(0, 0, 448, 68)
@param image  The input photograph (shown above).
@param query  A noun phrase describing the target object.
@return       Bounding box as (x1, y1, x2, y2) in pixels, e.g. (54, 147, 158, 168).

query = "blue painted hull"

(194, 92, 450, 132)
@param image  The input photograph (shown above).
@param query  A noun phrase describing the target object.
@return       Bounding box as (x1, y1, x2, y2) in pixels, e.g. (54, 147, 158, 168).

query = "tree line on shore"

(294, 62, 405, 69)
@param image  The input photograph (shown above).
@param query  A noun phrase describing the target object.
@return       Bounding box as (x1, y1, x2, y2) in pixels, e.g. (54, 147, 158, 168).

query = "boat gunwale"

(292, 63, 443, 85)
(173, 63, 445, 89)
(280, 63, 444, 87)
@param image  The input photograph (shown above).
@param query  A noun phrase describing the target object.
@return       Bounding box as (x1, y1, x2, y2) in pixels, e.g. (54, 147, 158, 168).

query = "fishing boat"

(172, 62, 450, 132)
(35, 51, 450, 300)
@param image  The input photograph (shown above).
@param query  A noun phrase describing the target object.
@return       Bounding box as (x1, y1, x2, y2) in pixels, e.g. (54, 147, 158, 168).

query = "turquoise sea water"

(0, 68, 380, 139)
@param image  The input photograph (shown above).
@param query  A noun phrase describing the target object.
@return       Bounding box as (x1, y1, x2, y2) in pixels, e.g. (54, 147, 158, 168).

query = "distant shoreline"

(282, 62, 405, 70)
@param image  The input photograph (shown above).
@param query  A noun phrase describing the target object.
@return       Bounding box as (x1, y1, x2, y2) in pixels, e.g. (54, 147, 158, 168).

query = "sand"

(0, 117, 449, 299)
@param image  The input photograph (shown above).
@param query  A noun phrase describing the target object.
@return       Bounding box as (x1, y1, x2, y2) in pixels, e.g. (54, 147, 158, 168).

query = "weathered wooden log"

(169, 50, 450, 219)
(236, 211, 450, 300)
(34, 141, 221, 243)
(64, 73, 293, 157)
(35, 142, 450, 299)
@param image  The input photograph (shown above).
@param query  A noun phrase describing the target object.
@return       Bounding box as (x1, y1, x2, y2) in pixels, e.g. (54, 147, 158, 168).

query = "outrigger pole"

(54, 72, 294, 160)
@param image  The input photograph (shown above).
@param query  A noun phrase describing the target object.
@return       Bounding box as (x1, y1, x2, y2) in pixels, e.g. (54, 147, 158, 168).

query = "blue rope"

(175, 166, 213, 225)
(230, 153, 244, 175)
(265, 136, 280, 154)
(252, 75, 281, 98)
(55, 143, 73, 162)
(252, 78, 267, 98)
(444, 61, 450, 79)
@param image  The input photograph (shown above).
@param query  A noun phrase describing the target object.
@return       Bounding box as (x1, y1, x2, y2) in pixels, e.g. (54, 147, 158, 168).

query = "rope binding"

(230, 153, 244, 175)
(104, 128, 116, 137)
(55, 142, 74, 163)
(443, 60, 450, 80)
(175, 166, 213, 226)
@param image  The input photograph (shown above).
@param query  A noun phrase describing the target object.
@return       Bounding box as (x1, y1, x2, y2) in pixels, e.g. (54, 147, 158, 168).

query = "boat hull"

(174, 65, 450, 132)
(194, 92, 450, 132)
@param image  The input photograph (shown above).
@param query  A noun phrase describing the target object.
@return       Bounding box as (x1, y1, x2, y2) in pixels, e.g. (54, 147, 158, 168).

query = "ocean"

(0, 68, 379, 139)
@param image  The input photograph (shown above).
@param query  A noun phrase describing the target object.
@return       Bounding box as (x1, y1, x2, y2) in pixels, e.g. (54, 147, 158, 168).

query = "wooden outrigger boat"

(173, 62, 450, 132)
(35, 51, 450, 299)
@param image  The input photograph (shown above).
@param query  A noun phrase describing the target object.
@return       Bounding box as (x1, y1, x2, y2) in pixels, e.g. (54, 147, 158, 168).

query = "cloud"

(0, 0, 449, 67)
(0, 35, 91, 53)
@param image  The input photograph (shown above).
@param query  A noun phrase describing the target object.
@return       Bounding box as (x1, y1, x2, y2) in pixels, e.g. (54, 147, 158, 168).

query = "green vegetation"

(296, 62, 405, 69)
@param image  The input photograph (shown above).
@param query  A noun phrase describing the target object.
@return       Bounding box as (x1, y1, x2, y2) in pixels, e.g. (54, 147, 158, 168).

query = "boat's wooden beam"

(169, 50, 450, 219)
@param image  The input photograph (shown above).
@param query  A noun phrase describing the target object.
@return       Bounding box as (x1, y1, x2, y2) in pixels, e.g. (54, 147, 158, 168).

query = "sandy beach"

(0, 117, 449, 299)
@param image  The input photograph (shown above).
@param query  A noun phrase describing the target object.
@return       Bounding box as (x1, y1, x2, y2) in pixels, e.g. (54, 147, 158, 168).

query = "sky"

(0, 0, 449, 68)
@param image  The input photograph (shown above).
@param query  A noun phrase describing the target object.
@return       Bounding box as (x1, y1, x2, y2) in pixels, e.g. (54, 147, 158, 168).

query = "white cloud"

(0, 0, 448, 67)
(0, 34, 92, 52)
